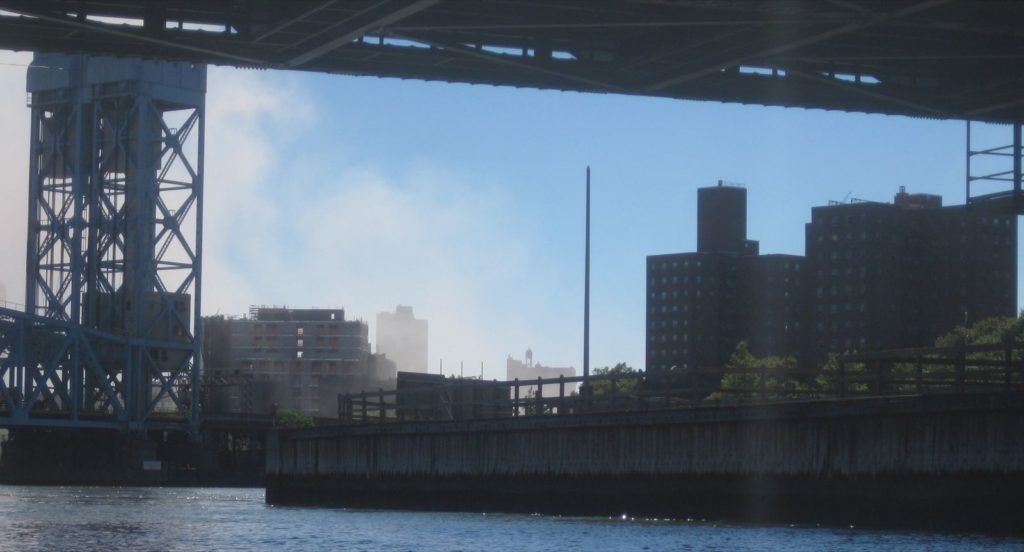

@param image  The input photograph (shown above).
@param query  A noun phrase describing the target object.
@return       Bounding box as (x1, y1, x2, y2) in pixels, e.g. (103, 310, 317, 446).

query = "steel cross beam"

(0, 3, 267, 65)
(644, 0, 957, 93)
(284, 0, 442, 67)
(390, 31, 622, 92)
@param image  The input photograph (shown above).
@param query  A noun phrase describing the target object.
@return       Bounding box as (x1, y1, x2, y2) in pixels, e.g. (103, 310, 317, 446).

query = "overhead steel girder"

(2, 1, 1024, 121)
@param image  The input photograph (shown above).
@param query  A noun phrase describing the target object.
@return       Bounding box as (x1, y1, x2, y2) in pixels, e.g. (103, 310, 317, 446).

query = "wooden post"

(955, 350, 966, 394)
(1005, 347, 1013, 392)
(837, 360, 846, 399)
(397, 386, 405, 422)
(457, 379, 465, 420)
(689, 370, 700, 406)
(915, 355, 924, 395)
(871, 360, 882, 396)
(759, 364, 768, 402)
(379, 388, 386, 422)
(339, 393, 351, 423)
(535, 376, 544, 415)
(513, 378, 520, 417)
(360, 391, 367, 422)
(664, 372, 671, 408)
(1019, 345, 1024, 391)
(558, 375, 565, 415)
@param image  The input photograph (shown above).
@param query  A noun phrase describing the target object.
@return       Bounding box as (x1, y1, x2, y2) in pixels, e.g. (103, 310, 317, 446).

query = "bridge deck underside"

(0, 0, 1023, 122)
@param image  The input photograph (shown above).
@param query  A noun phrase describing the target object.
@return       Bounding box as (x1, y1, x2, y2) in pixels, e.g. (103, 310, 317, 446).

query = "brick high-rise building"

(647, 183, 1017, 376)
(646, 183, 804, 378)
(805, 189, 1016, 360)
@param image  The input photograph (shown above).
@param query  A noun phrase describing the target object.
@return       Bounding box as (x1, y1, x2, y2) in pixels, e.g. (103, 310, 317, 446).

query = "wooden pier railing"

(337, 341, 1024, 424)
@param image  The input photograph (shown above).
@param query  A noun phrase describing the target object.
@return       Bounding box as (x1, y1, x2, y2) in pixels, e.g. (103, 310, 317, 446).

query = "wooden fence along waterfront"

(338, 341, 1024, 424)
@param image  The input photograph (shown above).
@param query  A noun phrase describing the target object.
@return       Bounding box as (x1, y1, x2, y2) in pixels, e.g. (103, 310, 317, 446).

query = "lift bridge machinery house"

(0, 55, 205, 433)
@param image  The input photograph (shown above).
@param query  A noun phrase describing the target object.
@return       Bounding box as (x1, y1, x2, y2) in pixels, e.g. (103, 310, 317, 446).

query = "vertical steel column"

(1014, 123, 1021, 212)
(192, 105, 206, 436)
(965, 121, 971, 204)
(127, 89, 156, 427)
(24, 101, 40, 316)
(67, 66, 89, 421)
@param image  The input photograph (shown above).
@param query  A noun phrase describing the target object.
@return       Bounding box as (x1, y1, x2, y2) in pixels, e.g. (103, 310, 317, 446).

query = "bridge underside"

(0, 1, 1023, 123)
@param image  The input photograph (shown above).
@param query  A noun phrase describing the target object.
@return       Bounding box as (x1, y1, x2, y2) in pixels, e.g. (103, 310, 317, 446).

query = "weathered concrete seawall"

(267, 393, 1024, 532)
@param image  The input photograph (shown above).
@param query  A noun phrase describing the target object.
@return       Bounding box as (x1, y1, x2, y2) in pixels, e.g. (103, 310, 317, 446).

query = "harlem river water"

(0, 486, 1020, 551)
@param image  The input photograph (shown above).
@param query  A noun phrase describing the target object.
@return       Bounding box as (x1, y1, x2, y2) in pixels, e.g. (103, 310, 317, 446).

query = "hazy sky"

(0, 49, 1019, 379)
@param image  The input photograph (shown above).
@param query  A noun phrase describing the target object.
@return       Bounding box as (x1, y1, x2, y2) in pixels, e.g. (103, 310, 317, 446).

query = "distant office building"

(647, 183, 1016, 375)
(506, 349, 576, 398)
(203, 307, 396, 417)
(805, 187, 1016, 360)
(376, 305, 428, 373)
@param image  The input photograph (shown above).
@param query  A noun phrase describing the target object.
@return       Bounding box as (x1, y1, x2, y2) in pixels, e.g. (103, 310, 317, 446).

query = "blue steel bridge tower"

(0, 54, 205, 434)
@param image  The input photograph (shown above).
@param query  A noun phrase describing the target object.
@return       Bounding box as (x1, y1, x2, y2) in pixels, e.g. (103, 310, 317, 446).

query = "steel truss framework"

(967, 122, 1024, 214)
(0, 56, 205, 432)
(1, 1, 1024, 123)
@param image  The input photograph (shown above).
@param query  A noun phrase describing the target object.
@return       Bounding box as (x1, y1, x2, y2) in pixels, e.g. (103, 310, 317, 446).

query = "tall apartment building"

(805, 188, 1016, 360)
(646, 182, 804, 377)
(647, 183, 1016, 375)
(203, 307, 396, 417)
(376, 305, 428, 373)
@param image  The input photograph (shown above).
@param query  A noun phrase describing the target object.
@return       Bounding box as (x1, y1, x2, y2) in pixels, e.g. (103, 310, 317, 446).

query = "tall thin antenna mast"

(584, 166, 591, 381)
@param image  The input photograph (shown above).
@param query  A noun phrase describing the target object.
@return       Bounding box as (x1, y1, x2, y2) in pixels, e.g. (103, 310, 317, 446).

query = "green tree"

(587, 363, 641, 396)
(815, 352, 868, 395)
(822, 315, 1023, 396)
(934, 315, 1023, 348)
(711, 341, 811, 401)
(930, 315, 1024, 389)
(276, 409, 314, 429)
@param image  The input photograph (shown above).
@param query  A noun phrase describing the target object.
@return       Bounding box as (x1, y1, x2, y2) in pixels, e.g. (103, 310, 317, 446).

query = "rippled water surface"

(0, 485, 1019, 551)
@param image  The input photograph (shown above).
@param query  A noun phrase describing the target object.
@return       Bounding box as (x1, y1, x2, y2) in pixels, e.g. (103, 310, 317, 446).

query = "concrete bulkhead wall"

(266, 393, 1024, 532)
